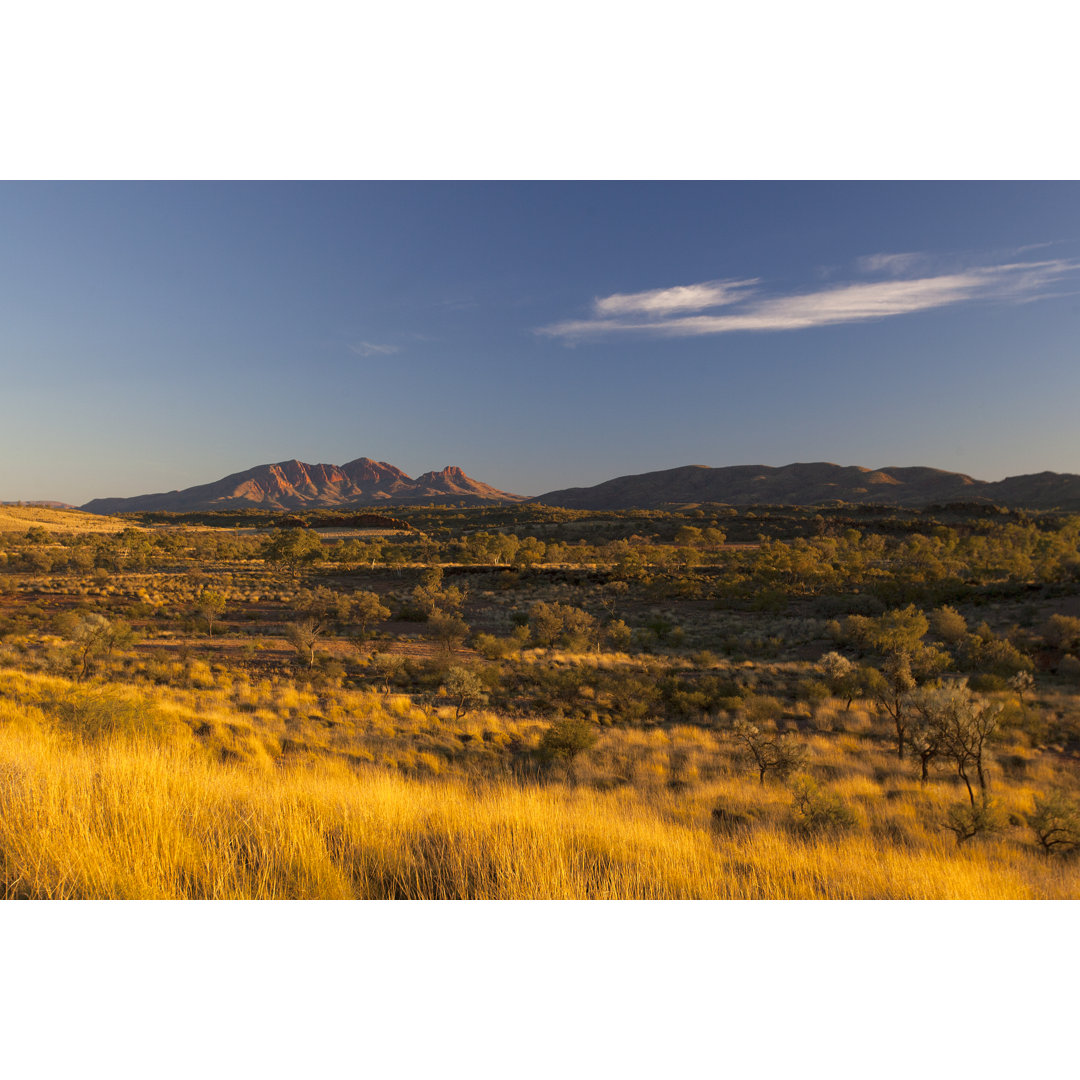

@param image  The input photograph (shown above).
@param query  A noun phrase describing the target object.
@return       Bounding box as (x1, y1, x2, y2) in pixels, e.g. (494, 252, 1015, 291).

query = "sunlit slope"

(1, 669, 1077, 900)
(0, 505, 135, 534)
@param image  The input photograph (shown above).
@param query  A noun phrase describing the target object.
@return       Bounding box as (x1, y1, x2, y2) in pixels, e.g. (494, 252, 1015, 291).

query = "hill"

(533, 461, 1080, 510)
(0, 505, 136, 534)
(81, 457, 525, 514)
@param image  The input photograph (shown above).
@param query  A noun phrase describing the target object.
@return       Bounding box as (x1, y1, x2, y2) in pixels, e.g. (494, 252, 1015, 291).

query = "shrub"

(444, 666, 485, 719)
(605, 619, 633, 652)
(47, 685, 169, 742)
(943, 799, 1000, 845)
(731, 718, 805, 785)
(1059, 655, 1080, 684)
(537, 719, 598, 763)
(789, 775, 858, 834)
(796, 678, 830, 708)
(473, 633, 514, 661)
(968, 673, 1009, 693)
(1025, 791, 1080, 855)
(710, 804, 757, 833)
(1043, 614, 1080, 652)
(930, 605, 968, 646)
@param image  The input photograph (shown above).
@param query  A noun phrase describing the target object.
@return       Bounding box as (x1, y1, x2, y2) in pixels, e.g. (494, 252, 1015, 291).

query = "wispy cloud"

(854, 251, 928, 276)
(592, 278, 759, 317)
(538, 256, 1080, 341)
(349, 341, 401, 357)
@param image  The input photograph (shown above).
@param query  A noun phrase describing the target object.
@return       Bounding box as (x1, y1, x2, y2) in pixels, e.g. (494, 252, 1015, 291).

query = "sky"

(3, 180, 1080, 504)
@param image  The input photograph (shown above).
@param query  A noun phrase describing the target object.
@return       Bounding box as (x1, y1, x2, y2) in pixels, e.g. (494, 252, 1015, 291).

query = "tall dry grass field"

(0, 506, 136, 534)
(1, 667, 1077, 899)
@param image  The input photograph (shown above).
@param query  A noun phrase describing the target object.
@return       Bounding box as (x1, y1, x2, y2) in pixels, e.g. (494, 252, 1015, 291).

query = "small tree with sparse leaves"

(445, 666, 484, 719)
(194, 589, 227, 637)
(286, 618, 323, 668)
(731, 718, 805, 785)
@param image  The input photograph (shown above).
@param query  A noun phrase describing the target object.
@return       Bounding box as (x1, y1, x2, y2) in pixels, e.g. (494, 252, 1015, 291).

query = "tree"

(261, 528, 323, 576)
(370, 652, 404, 693)
(286, 618, 323, 668)
(560, 606, 599, 653)
(297, 585, 353, 625)
(411, 567, 467, 619)
(56, 612, 137, 681)
(528, 601, 598, 651)
(1009, 669, 1034, 706)
(445, 666, 484, 719)
(845, 605, 949, 679)
(600, 580, 629, 620)
(864, 652, 916, 759)
(528, 601, 564, 648)
(731, 718, 805, 785)
(818, 651, 858, 710)
(907, 685, 948, 783)
(512, 537, 546, 567)
(23, 548, 54, 573)
(194, 588, 227, 637)
(351, 590, 391, 638)
(429, 614, 468, 656)
(911, 679, 1002, 805)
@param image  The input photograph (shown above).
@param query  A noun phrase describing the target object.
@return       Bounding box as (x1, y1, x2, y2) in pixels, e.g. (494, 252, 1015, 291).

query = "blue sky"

(3, 181, 1080, 504)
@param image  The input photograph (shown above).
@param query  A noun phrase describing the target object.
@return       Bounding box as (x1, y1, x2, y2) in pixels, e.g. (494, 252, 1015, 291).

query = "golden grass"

(0, 506, 136, 534)
(1, 668, 1078, 899)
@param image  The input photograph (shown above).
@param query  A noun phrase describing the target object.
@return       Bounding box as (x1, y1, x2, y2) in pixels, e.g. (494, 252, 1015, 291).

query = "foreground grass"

(2, 680, 1078, 898)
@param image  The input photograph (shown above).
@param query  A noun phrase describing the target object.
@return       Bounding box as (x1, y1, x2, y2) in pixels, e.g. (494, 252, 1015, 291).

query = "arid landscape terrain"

(8, 50, 1079, 1080)
(3, 485, 1080, 898)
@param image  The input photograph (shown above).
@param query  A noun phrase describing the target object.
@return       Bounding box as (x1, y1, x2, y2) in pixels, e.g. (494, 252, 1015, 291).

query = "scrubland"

(1, 502, 1079, 898)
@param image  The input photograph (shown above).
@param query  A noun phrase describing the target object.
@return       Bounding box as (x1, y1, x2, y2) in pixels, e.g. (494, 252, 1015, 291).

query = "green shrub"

(789, 775, 857, 834)
(1025, 791, 1080, 855)
(943, 800, 1001, 845)
(537, 719, 598, 763)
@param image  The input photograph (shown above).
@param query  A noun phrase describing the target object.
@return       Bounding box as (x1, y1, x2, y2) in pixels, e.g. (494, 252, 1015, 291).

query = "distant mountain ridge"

(533, 462, 1080, 510)
(81, 457, 525, 514)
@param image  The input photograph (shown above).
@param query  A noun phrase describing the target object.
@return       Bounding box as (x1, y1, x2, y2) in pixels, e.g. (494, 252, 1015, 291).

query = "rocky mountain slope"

(533, 462, 1080, 510)
(81, 457, 525, 513)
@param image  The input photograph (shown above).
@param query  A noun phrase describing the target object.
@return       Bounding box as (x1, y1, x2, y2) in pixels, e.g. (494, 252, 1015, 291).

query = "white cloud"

(854, 252, 927, 275)
(592, 278, 759, 317)
(349, 341, 401, 357)
(538, 258, 1080, 340)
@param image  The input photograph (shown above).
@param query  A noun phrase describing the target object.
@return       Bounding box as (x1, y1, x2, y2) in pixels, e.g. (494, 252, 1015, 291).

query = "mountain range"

(77, 458, 1080, 514)
(533, 462, 1080, 510)
(81, 458, 525, 513)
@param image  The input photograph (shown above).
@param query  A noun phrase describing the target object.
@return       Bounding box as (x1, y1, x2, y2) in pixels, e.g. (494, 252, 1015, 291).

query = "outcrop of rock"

(82, 457, 525, 513)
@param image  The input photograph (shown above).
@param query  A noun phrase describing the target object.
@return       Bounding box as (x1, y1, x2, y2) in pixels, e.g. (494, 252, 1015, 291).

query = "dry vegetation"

(1, 502, 1079, 898)
(0, 505, 137, 535)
